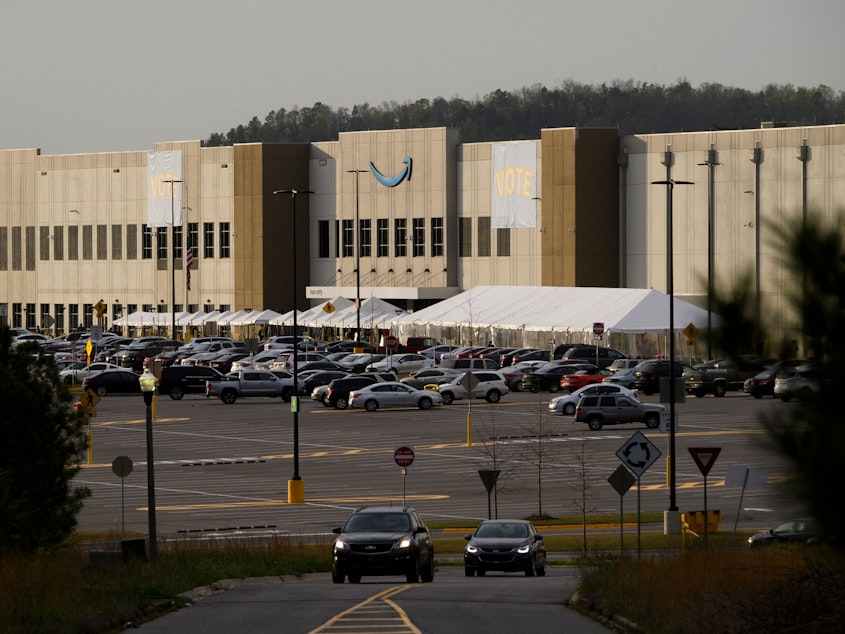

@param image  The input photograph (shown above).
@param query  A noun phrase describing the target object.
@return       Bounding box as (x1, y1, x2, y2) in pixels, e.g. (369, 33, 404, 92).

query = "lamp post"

(138, 368, 158, 561)
(163, 179, 183, 340)
(697, 146, 720, 360)
(347, 169, 366, 346)
(273, 188, 313, 504)
(653, 158, 693, 533)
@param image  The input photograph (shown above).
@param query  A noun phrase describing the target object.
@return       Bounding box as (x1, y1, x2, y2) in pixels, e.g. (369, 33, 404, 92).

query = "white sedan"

(348, 381, 443, 411)
(59, 362, 135, 384)
(366, 353, 432, 375)
(548, 383, 639, 416)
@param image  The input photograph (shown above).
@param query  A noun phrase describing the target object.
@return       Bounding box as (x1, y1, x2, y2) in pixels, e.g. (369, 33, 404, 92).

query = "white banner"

(147, 150, 183, 227)
(491, 141, 537, 228)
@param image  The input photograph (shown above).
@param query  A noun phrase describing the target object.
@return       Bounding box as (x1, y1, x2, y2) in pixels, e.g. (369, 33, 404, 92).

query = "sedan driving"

(464, 519, 546, 577)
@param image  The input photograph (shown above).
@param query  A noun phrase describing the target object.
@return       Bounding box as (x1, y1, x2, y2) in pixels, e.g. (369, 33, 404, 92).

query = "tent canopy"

(393, 286, 715, 335)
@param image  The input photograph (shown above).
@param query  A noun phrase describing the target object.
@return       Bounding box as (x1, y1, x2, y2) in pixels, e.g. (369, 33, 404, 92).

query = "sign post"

(617, 431, 661, 556)
(394, 446, 415, 506)
(608, 464, 637, 553)
(477, 469, 501, 519)
(460, 372, 480, 445)
(688, 447, 722, 545)
(112, 456, 133, 537)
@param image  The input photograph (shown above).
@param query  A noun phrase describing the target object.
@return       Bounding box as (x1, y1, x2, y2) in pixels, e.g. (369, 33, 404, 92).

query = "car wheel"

(644, 413, 660, 429)
(442, 392, 454, 405)
(348, 573, 361, 584)
(220, 390, 237, 404)
(779, 393, 792, 402)
(281, 387, 292, 402)
(420, 552, 434, 582)
(486, 390, 501, 403)
(418, 397, 433, 410)
(476, 569, 486, 576)
(513, 381, 525, 392)
(365, 399, 378, 412)
(169, 386, 184, 400)
(525, 562, 536, 577)
(693, 389, 706, 398)
(331, 570, 345, 584)
(753, 393, 763, 399)
(536, 560, 546, 576)
(587, 416, 603, 431)
(335, 397, 348, 409)
(96, 386, 108, 397)
(464, 567, 474, 577)
(563, 402, 576, 416)
(713, 383, 727, 397)
(406, 557, 420, 583)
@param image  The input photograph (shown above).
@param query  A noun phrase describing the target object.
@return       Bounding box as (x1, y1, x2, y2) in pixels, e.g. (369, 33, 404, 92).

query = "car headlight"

(465, 544, 478, 554)
(517, 544, 531, 554)
(334, 539, 348, 551)
(397, 538, 413, 549)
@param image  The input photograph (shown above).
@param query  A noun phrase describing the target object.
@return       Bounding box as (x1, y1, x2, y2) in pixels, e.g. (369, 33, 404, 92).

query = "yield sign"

(689, 447, 721, 477)
(616, 431, 661, 478)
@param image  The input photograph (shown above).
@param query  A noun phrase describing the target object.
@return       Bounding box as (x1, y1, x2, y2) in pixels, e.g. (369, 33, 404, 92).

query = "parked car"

(520, 361, 590, 393)
(559, 345, 627, 369)
(631, 359, 686, 396)
(435, 371, 510, 404)
(331, 506, 435, 584)
(157, 365, 226, 400)
(324, 373, 394, 409)
(683, 356, 769, 397)
(561, 366, 614, 391)
(508, 348, 550, 366)
(774, 364, 820, 401)
(82, 370, 142, 396)
(11, 332, 52, 347)
(438, 357, 500, 372)
(403, 336, 439, 354)
(324, 339, 379, 354)
(366, 353, 432, 375)
(743, 358, 810, 399)
(464, 519, 546, 577)
(59, 361, 133, 384)
(608, 358, 646, 372)
(549, 383, 639, 416)
(206, 350, 251, 374)
(418, 344, 462, 363)
(748, 518, 821, 547)
(601, 365, 641, 389)
(574, 393, 665, 430)
(230, 352, 282, 372)
(400, 367, 462, 390)
(348, 382, 443, 411)
(499, 360, 547, 392)
(300, 370, 349, 393)
(337, 353, 385, 373)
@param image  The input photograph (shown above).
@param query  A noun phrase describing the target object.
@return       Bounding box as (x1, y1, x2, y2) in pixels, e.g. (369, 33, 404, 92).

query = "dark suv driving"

(331, 506, 435, 584)
(158, 365, 226, 400)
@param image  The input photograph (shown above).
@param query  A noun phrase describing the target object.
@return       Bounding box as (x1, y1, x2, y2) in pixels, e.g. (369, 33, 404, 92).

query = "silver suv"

(436, 371, 510, 404)
(574, 393, 665, 431)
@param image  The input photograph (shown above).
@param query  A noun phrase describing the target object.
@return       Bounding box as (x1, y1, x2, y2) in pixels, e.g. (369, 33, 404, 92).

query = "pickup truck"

(205, 370, 297, 404)
(683, 357, 768, 397)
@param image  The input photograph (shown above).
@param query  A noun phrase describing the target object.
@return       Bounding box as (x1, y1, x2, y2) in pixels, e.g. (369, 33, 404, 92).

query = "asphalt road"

(75, 388, 801, 541)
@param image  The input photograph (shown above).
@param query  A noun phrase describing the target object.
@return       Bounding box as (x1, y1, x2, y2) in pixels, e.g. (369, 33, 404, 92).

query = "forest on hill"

(203, 79, 844, 147)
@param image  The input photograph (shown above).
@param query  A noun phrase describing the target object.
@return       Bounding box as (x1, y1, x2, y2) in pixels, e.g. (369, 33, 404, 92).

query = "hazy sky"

(2, 0, 843, 155)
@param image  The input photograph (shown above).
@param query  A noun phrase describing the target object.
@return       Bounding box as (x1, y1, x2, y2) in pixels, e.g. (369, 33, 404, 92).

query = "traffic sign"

(683, 322, 699, 339)
(689, 447, 721, 477)
(385, 335, 399, 352)
(608, 464, 637, 496)
(593, 322, 605, 336)
(80, 389, 101, 410)
(459, 371, 479, 393)
(616, 431, 661, 477)
(394, 445, 415, 468)
(112, 456, 133, 478)
(323, 302, 335, 314)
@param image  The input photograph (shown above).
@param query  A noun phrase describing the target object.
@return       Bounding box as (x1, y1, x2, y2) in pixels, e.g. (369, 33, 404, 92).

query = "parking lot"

(74, 388, 802, 540)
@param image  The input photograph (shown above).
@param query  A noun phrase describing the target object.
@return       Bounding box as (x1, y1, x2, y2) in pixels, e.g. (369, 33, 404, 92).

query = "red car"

(561, 367, 613, 391)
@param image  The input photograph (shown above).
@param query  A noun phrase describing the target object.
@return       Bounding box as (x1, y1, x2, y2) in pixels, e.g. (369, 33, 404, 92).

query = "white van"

(438, 357, 500, 371)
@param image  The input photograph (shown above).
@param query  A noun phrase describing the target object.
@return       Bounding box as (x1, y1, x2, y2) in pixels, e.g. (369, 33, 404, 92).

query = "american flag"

(186, 235, 194, 291)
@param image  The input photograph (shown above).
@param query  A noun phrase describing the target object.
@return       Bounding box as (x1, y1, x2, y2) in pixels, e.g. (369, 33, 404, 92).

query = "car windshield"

(475, 523, 529, 538)
(344, 513, 411, 532)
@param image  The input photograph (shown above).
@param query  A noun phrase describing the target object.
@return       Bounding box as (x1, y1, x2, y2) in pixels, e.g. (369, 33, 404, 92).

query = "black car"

(82, 370, 141, 396)
(157, 365, 226, 400)
(464, 519, 546, 577)
(559, 345, 627, 369)
(632, 359, 686, 396)
(743, 367, 779, 398)
(520, 362, 594, 393)
(325, 374, 381, 408)
(300, 370, 349, 393)
(331, 506, 434, 584)
(748, 518, 821, 547)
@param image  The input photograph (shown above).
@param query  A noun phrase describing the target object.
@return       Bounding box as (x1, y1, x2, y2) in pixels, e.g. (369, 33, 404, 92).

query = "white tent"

(113, 310, 159, 327)
(393, 286, 715, 335)
(228, 308, 283, 326)
(320, 296, 407, 328)
(296, 297, 356, 327)
(269, 309, 305, 326)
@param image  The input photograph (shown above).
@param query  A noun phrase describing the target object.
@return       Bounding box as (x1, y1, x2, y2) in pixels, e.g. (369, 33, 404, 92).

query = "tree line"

(204, 79, 844, 146)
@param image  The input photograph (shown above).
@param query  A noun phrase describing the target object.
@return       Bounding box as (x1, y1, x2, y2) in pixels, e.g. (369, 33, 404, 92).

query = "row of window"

(11, 302, 231, 331)
(0, 222, 231, 270)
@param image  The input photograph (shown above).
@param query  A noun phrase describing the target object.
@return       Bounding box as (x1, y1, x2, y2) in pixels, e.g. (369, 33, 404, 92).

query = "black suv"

(521, 361, 594, 393)
(325, 375, 380, 409)
(158, 365, 226, 400)
(331, 506, 435, 584)
(559, 345, 627, 369)
(632, 359, 685, 395)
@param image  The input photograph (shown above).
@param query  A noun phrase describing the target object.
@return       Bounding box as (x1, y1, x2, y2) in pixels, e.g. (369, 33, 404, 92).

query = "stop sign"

(593, 322, 605, 336)
(385, 335, 399, 351)
(394, 445, 415, 467)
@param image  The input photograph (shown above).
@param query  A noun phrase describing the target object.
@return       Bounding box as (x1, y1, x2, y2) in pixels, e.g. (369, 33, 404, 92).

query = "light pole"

(347, 169, 366, 346)
(273, 188, 313, 504)
(163, 179, 183, 340)
(138, 368, 158, 561)
(697, 146, 720, 360)
(653, 157, 693, 534)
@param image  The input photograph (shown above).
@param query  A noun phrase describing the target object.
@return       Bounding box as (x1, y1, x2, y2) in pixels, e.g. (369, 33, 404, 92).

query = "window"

(412, 218, 425, 257)
(156, 227, 168, 260)
(360, 219, 371, 257)
(126, 224, 137, 259)
(431, 217, 444, 257)
(142, 225, 153, 259)
(203, 222, 214, 258)
(69, 305, 79, 330)
(25, 226, 35, 270)
(496, 228, 511, 257)
(111, 225, 122, 259)
(477, 217, 491, 257)
(40, 303, 50, 329)
(53, 226, 64, 260)
(82, 225, 93, 260)
(97, 225, 108, 260)
(318, 220, 330, 258)
(394, 219, 407, 257)
(334, 220, 340, 257)
(83, 304, 93, 328)
(26, 303, 36, 329)
(219, 222, 230, 258)
(377, 219, 388, 257)
(12, 303, 22, 328)
(342, 219, 354, 257)
(173, 226, 183, 261)
(459, 218, 472, 257)
(54, 304, 64, 332)
(127, 304, 138, 317)
(40, 227, 50, 260)
(0, 227, 7, 270)
(68, 226, 78, 260)
(187, 222, 198, 264)
(12, 227, 22, 270)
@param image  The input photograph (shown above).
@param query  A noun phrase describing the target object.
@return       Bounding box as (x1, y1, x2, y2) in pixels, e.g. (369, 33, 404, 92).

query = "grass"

(1, 516, 842, 633)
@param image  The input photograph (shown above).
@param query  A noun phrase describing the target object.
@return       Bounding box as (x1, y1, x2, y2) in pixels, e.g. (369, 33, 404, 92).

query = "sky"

(2, 0, 843, 156)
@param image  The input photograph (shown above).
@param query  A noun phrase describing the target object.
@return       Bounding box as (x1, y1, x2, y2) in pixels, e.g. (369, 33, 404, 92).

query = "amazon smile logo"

(369, 157, 412, 187)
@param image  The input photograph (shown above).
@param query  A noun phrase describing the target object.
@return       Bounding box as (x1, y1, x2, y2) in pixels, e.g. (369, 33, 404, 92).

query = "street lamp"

(273, 188, 313, 504)
(653, 159, 693, 534)
(138, 367, 158, 561)
(697, 146, 720, 360)
(347, 169, 367, 347)
(163, 179, 183, 341)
